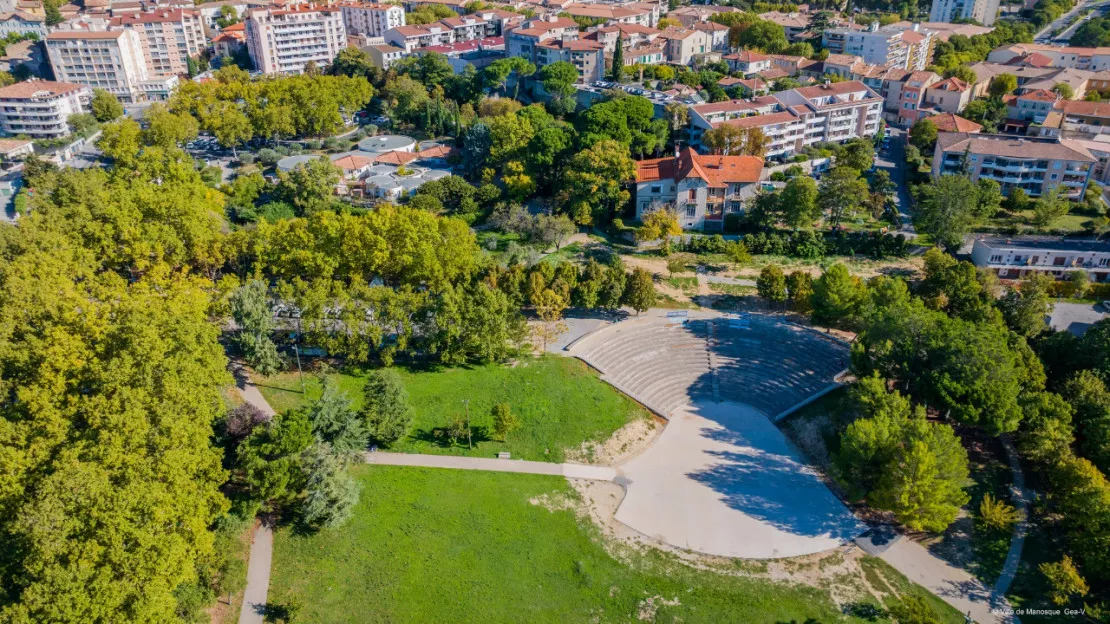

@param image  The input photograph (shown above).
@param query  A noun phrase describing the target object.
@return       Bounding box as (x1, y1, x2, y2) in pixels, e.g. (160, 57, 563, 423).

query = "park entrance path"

(234, 365, 275, 624)
(363, 451, 617, 481)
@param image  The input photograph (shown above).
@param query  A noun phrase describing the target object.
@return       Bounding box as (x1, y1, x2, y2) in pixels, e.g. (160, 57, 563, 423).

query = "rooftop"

(975, 236, 1110, 253)
(0, 79, 86, 99)
(636, 147, 763, 187)
(936, 132, 1095, 162)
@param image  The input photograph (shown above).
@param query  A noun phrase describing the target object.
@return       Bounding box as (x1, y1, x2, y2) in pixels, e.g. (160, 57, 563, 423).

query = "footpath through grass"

(256, 356, 649, 462)
(270, 466, 963, 624)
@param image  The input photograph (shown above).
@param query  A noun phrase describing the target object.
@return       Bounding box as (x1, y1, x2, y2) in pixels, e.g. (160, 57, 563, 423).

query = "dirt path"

(233, 365, 276, 624)
(362, 451, 617, 480)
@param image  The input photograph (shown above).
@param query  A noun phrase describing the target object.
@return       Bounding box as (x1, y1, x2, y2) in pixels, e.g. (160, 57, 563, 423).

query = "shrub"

(1040, 556, 1089, 606)
(977, 493, 1021, 532)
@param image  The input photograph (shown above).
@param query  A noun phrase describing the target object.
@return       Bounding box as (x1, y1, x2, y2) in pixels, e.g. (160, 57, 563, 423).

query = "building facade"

(971, 237, 1110, 281)
(45, 30, 149, 103)
(634, 147, 764, 230)
(245, 4, 346, 74)
(0, 10, 46, 38)
(932, 132, 1095, 199)
(822, 22, 934, 71)
(0, 79, 90, 138)
(929, 0, 1000, 27)
(109, 9, 205, 76)
(340, 2, 404, 38)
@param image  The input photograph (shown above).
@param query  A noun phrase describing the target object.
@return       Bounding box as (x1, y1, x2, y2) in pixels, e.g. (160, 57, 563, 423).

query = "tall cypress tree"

(611, 33, 624, 82)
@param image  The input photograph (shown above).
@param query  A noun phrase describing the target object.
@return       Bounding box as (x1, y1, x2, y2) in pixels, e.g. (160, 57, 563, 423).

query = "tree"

(361, 370, 413, 446)
(1050, 455, 1110, 578)
(611, 33, 624, 81)
(623, 267, 656, 314)
(539, 61, 579, 116)
(1052, 82, 1076, 100)
(534, 213, 576, 249)
(811, 263, 867, 328)
(1061, 370, 1110, 474)
(702, 125, 769, 157)
(945, 65, 978, 84)
(277, 157, 340, 216)
(989, 73, 1018, 98)
(300, 444, 361, 529)
(90, 88, 125, 122)
(636, 207, 681, 243)
(735, 19, 788, 53)
(838, 138, 874, 172)
(908, 118, 938, 151)
(491, 402, 520, 439)
(780, 176, 820, 229)
(1040, 556, 1089, 606)
(1031, 185, 1069, 230)
(888, 595, 942, 624)
(143, 102, 199, 149)
(914, 175, 980, 251)
(230, 280, 282, 376)
(818, 165, 868, 226)
(305, 379, 367, 458)
(978, 493, 1021, 532)
(757, 264, 788, 308)
(998, 272, 1053, 338)
(1018, 391, 1075, 464)
(329, 46, 380, 81)
(561, 139, 635, 226)
(787, 271, 814, 313)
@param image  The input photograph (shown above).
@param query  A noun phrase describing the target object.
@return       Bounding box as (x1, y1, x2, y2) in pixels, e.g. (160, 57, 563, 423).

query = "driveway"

(614, 401, 865, 559)
(1049, 301, 1107, 336)
(875, 127, 916, 237)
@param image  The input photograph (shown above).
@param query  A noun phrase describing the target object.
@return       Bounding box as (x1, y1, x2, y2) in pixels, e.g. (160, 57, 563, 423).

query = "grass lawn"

(269, 466, 965, 624)
(664, 276, 698, 292)
(256, 356, 649, 462)
(986, 208, 1097, 235)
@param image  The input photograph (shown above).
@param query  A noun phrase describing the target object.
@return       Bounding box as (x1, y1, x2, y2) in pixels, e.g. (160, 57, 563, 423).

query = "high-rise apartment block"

(45, 30, 150, 103)
(245, 4, 346, 74)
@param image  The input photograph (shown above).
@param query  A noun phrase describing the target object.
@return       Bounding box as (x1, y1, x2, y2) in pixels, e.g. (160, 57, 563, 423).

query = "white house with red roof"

(724, 50, 772, 76)
(634, 147, 764, 230)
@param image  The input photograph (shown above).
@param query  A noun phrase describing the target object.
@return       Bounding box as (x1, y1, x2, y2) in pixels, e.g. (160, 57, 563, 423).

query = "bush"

(723, 213, 743, 233)
(977, 493, 1020, 532)
(361, 370, 413, 446)
(258, 148, 279, 166)
(238, 153, 256, 166)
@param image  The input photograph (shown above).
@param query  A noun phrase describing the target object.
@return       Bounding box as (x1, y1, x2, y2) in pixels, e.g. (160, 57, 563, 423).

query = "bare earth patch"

(564, 417, 662, 466)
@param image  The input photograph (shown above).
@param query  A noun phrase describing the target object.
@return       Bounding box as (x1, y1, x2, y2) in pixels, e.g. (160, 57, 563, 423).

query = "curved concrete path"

(235, 366, 276, 624)
(363, 451, 617, 481)
(993, 436, 1031, 604)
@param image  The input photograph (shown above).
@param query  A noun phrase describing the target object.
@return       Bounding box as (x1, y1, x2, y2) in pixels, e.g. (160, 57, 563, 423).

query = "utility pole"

(463, 399, 472, 449)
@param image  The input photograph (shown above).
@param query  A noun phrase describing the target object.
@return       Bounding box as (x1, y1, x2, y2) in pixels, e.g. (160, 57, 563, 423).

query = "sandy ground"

(612, 401, 865, 559)
(565, 416, 663, 466)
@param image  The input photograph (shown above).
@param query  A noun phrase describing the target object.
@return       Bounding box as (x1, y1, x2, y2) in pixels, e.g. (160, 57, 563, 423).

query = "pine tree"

(611, 33, 624, 82)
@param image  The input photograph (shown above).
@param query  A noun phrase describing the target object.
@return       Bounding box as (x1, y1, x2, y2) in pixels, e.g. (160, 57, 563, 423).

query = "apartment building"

(724, 50, 772, 76)
(365, 42, 404, 69)
(439, 15, 491, 41)
(761, 11, 811, 41)
(561, 2, 657, 27)
(930, 0, 1000, 27)
(970, 61, 1092, 99)
(340, 2, 404, 38)
(245, 4, 346, 74)
(212, 21, 246, 58)
(656, 26, 711, 66)
(46, 30, 149, 103)
(971, 237, 1110, 281)
(922, 76, 974, 114)
(665, 5, 741, 28)
(689, 81, 883, 159)
(822, 22, 934, 71)
(693, 21, 728, 51)
(0, 10, 46, 37)
(1040, 100, 1110, 138)
(0, 79, 90, 139)
(932, 132, 1095, 199)
(109, 9, 205, 76)
(506, 15, 580, 66)
(581, 23, 660, 55)
(988, 43, 1110, 71)
(820, 53, 942, 125)
(536, 38, 604, 83)
(385, 23, 453, 52)
(634, 147, 764, 230)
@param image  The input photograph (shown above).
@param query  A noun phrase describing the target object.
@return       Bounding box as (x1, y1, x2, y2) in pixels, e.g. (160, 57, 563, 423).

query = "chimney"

(912, 22, 920, 32)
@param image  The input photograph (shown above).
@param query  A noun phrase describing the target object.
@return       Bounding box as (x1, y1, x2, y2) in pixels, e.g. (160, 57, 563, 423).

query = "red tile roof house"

(633, 147, 764, 230)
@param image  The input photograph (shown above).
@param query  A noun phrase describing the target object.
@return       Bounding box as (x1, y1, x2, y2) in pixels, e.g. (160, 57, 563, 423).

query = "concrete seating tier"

(572, 314, 847, 418)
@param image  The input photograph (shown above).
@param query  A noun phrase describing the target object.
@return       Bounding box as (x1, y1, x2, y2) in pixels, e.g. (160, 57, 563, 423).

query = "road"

(875, 127, 917, 237)
(1035, 0, 1110, 43)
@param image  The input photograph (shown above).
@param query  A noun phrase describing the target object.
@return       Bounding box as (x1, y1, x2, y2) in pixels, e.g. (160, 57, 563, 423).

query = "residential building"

(365, 42, 404, 69)
(927, 112, 983, 132)
(581, 23, 660, 55)
(0, 137, 33, 161)
(922, 76, 973, 114)
(666, 5, 741, 28)
(634, 147, 764, 230)
(403, 0, 468, 15)
(195, 0, 268, 33)
(340, 2, 404, 38)
(212, 21, 246, 59)
(932, 132, 1095, 199)
(1004, 89, 1060, 125)
(1069, 136, 1110, 184)
(689, 81, 884, 159)
(0, 10, 45, 37)
(761, 11, 811, 41)
(656, 26, 710, 66)
(693, 21, 728, 52)
(1089, 69, 1110, 92)
(724, 50, 772, 76)
(438, 15, 491, 42)
(45, 30, 149, 103)
(969, 61, 1092, 99)
(1039, 100, 1110, 138)
(139, 74, 178, 101)
(821, 22, 934, 71)
(886, 20, 993, 41)
(929, 0, 1000, 27)
(971, 237, 1110, 281)
(820, 53, 942, 125)
(421, 36, 505, 72)
(244, 4, 346, 74)
(109, 9, 205, 76)
(561, 2, 657, 27)
(988, 43, 1110, 71)
(506, 15, 580, 67)
(385, 24, 453, 52)
(0, 38, 45, 76)
(535, 37, 604, 83)
(0, 79, 90, 139)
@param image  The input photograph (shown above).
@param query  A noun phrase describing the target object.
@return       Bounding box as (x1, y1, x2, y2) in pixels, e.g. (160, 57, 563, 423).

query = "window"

(1055, 161, 1063, 169)
(989, 254, 1002, 263)
(729, 201, 742, 213)
(1054, 256, 1067, 266)
(688, 189, 697, 201)
(685, 204, 696, 217)
(1100, 258, 1109, 267)
(650, 185, 661, 194)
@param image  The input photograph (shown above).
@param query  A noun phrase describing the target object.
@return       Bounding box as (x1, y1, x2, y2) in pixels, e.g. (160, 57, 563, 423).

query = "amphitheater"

(568, 311, 866, 559)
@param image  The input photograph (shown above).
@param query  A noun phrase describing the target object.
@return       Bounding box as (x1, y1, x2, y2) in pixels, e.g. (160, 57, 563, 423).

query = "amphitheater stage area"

(570, 312, 866, 559)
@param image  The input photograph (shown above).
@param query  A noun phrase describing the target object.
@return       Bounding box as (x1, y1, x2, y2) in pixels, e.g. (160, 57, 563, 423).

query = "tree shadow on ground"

(408, 424, 492, 449)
